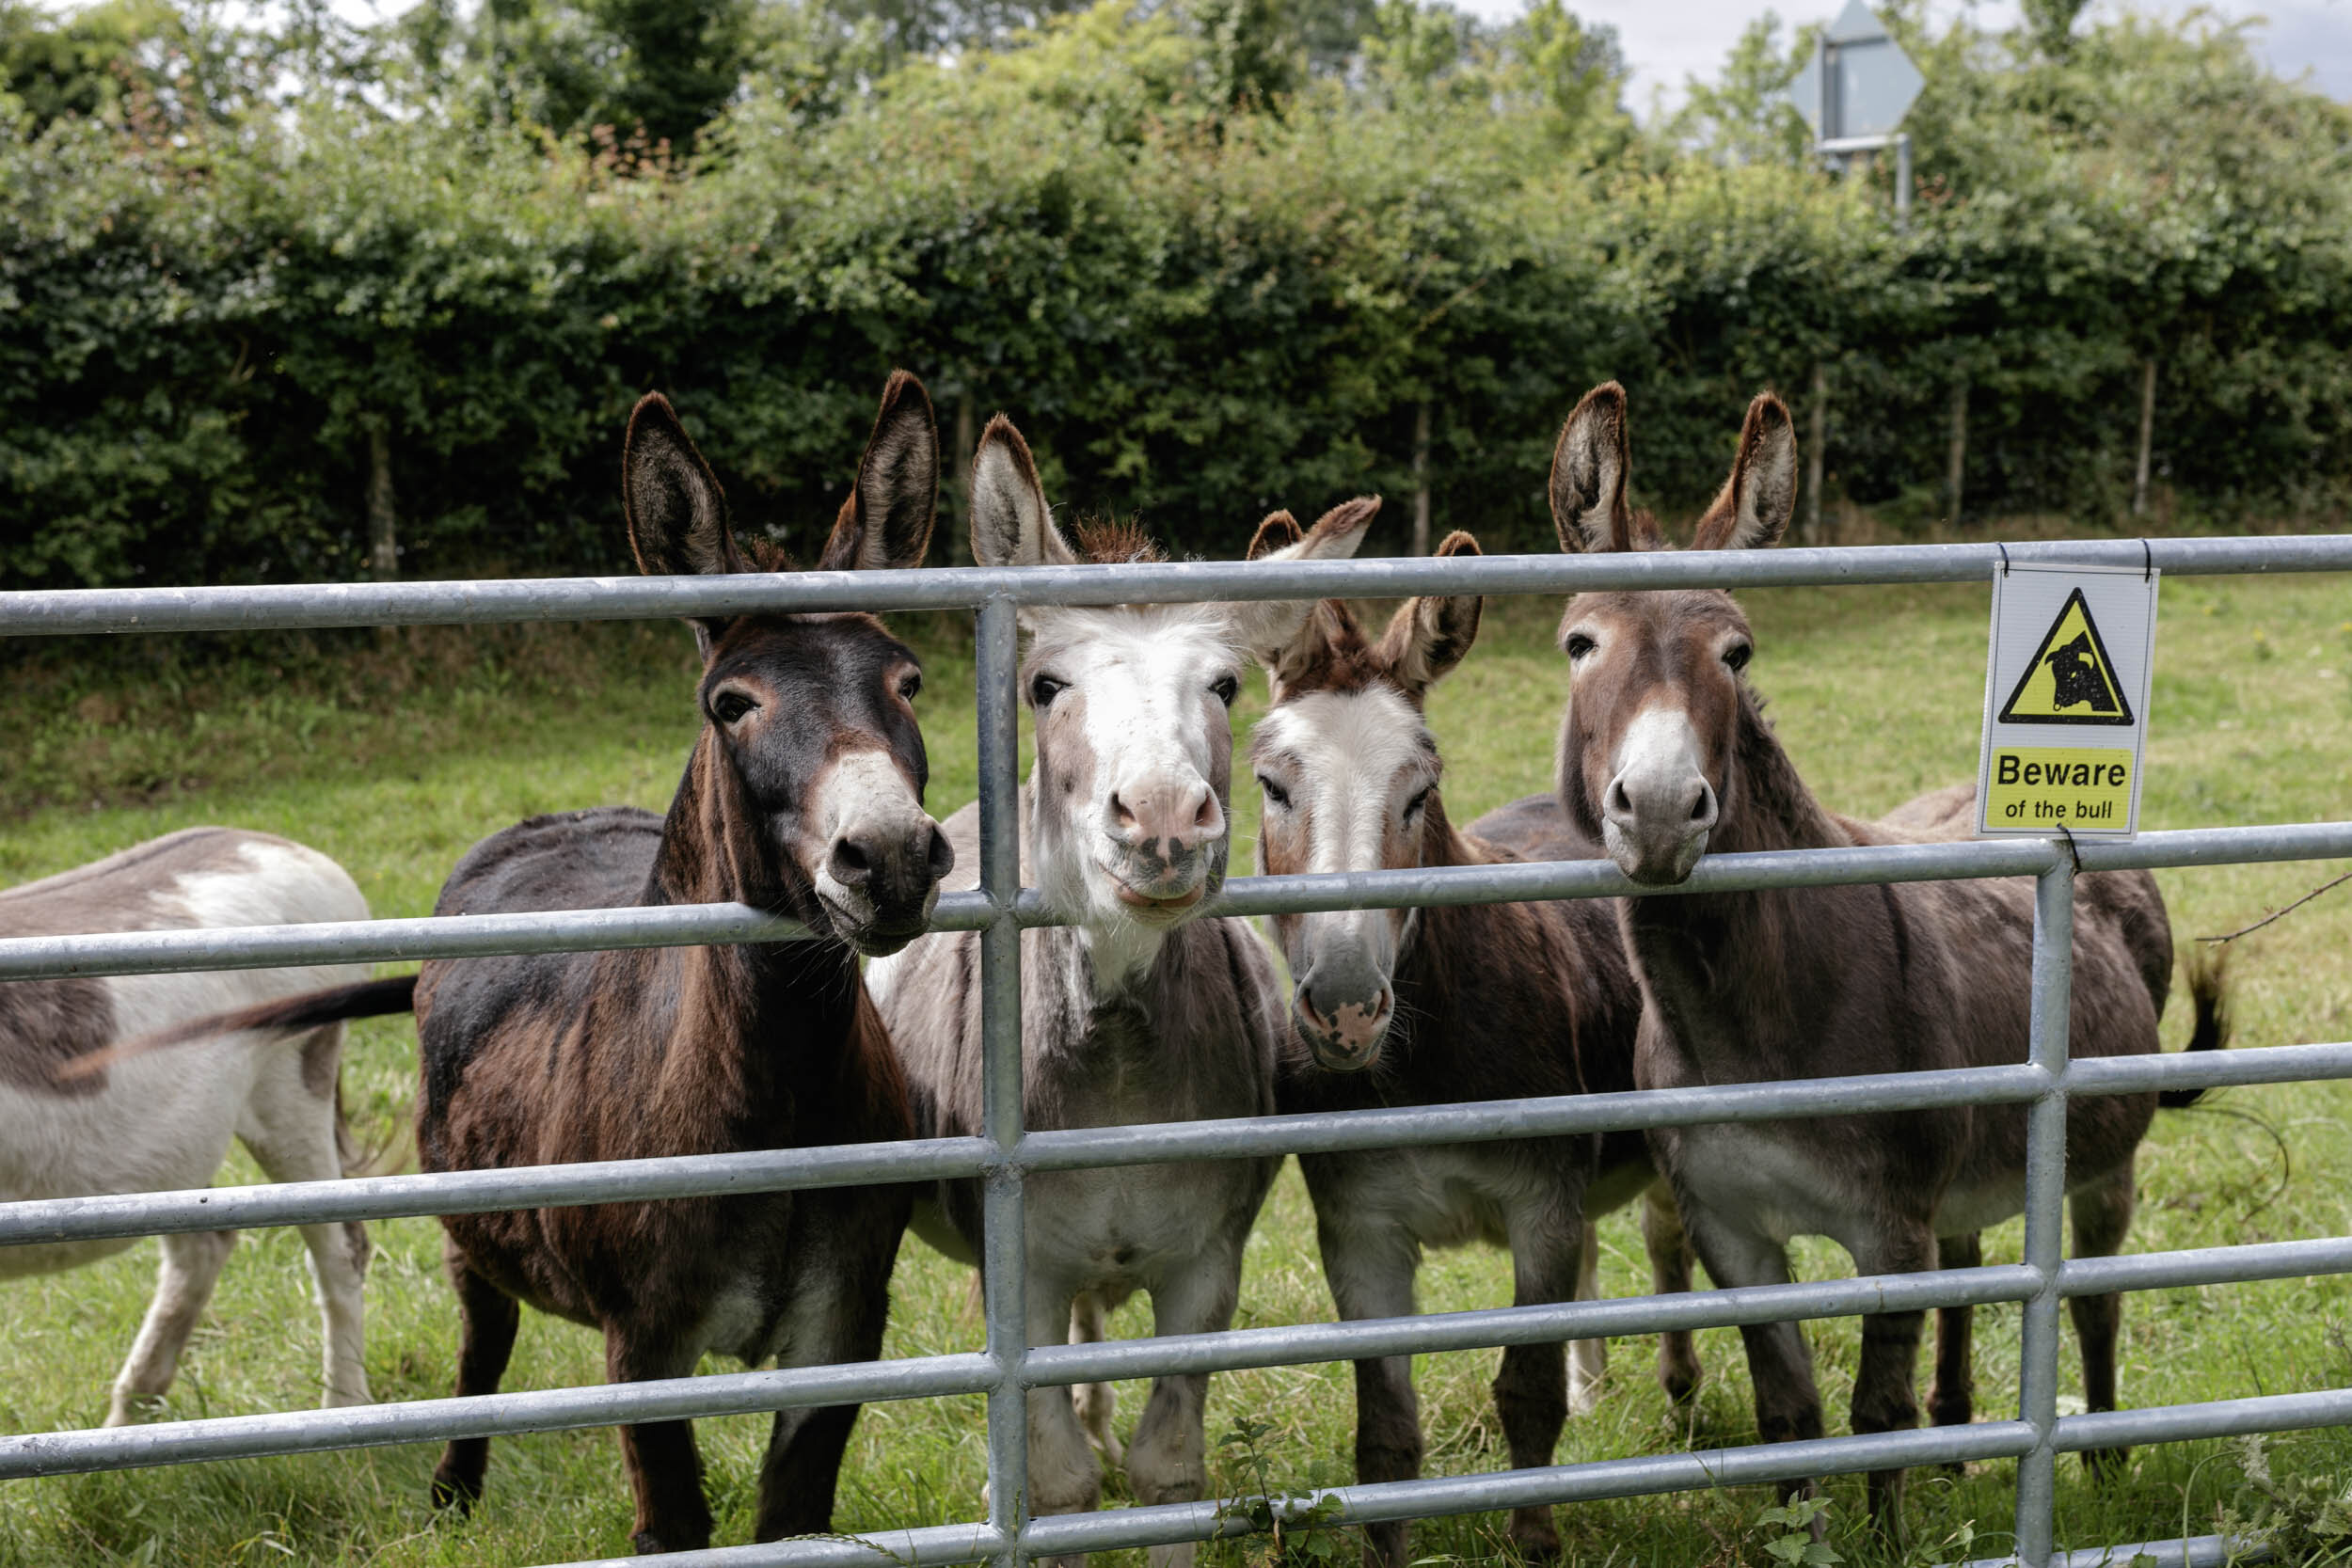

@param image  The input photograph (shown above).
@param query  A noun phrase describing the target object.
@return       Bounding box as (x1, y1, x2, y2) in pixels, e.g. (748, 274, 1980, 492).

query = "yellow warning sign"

(1984, 746, 2134, 828)
(1996, 588, 2134, 725)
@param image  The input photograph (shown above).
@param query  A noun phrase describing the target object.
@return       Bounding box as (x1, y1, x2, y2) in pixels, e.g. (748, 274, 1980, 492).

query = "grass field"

(1, 565, 2348, 1568)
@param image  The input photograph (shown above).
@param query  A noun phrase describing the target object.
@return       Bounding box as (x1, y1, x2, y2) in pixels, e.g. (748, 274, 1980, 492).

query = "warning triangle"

(1998, 588, 2134, 725)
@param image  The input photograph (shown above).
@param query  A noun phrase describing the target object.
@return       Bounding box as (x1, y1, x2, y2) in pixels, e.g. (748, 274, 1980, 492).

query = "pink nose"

(1296, 985, 1395, 1068)
(1108, 783, 1224, 856)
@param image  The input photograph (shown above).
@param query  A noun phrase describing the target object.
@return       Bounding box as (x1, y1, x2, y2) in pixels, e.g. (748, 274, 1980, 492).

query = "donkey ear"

(1246, 510, 1302, 561)
(820, 370, 939, 572)
(1376, 531, 1484, 695)
(624, 393, 743, 579)
(1692, 392, 1799, 551)
(1265, 599, 1362, 693)
(969, 415, 1075, 569)
(1549, 382, 1632, 554)
(1223, 496, 1379, 664)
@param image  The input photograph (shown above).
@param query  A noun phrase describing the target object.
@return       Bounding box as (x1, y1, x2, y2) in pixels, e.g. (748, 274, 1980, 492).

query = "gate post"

(2012, 854, 2075, 1567)
(978, 594, 1031, 1568)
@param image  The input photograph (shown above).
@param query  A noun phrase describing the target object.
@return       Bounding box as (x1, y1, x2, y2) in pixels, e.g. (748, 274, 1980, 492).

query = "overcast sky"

(1470, 0, 2352, 117)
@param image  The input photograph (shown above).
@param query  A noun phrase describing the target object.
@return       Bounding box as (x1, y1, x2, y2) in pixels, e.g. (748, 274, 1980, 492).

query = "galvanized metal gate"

(3, 534, 2349, 1568)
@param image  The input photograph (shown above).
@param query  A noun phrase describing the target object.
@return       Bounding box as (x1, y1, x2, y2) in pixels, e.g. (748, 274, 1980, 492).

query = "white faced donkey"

(867, 415, 1376, 1568)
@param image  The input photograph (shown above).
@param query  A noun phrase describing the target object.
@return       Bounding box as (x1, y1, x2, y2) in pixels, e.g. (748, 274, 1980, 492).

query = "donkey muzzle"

(1601, 707, 1719, 885)
(823, 820, 954, 956)
(1292, 948, 1396, 1071)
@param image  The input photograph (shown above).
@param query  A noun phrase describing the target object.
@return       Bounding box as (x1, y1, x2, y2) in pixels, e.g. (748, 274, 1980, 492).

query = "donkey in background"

(1246, 520, 1695, 1567)
(867, 415, 1376, 1568)
(1542, 381, 2226, 1529)
(2, 828, 376, 1425)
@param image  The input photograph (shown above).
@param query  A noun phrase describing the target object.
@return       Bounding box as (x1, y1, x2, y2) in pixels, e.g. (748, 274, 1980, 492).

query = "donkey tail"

(56, 975, 419, 1084)
(2157, 951, 2231, 1111)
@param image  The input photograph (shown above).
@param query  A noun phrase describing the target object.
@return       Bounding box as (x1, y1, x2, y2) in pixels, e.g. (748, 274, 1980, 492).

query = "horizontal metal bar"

(2061, 1235, 2352, 1297)
(20, 1246, 2336, 1487)
(1021, 1421, 2041, 1559)
(11, 1031, 2335, 1248)
(10, 821, 2348, 984)
(1961, 1535, 2264, 1568)
(549, 1526, 1011, 1568)
(551, 1424, 2043, 1568)
(2054, 1386, 2352, 1451)
(2066, 1039, 2352, 1096)
(5, 536, 2346, 638)
(0, 893, 986, 981)
(1022, 1065, 2053, 1171)
(1025, 1265, 2042, 1386)
(0, 1136, 994, 1246)
(2076, 821, 2352, 872)
(0, 1354, 997, 1481)
(1205, 836, 2065, 917)
(0, 1065, 2054, 1246)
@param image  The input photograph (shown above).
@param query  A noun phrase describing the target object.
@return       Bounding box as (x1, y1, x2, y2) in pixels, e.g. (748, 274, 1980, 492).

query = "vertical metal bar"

(977, 594, 1029, 1568)
(2013, 858, 2075, 1567)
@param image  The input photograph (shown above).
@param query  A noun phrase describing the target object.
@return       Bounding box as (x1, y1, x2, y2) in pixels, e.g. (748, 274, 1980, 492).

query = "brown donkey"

(204, 378, 957, 1553)
(414, 380, 952, 1552)
(1541, 384, 2224, 1529)
(1248, 523, 1695, 1567)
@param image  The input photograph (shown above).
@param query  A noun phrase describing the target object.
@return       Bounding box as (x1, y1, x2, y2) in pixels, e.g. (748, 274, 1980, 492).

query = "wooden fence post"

(1804, 364, 1828, 543)
(2132, 358, 2156, 517)
(366, 417, 398, 577)
(1411, 402, 1431, 556)
(1946, 381, 1968, 527)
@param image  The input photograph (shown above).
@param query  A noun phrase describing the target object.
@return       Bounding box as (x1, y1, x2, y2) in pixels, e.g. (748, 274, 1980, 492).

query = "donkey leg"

(430, 1246, 520, 1513)
(238, 1047, 372, 1410)
(1929, 1232, 1981, 1431)
(608, 1332, 713, 1555)
(1070, 1288, 1125, 1469)
(1643, 1182, 1703, 1405)
(1319, 1215, 1421, 1568)
(1026, 1280, 1104, 1568)
(1678, 1202, 1821, 1506)
(1848, 1217, 1936, 1536)
(105, 1229, 237, 1426)
(754, 1188, 904, 1541)
(1566, 1223, 1608, 1418)
(1128, 1254, 1244, 1568)
(1495, 1199, 1583, 1560)
(2069, 1167, 2137, 1481)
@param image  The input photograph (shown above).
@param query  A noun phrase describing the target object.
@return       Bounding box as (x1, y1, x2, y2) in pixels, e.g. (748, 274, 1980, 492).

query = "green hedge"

(3, 2, 2347, 590)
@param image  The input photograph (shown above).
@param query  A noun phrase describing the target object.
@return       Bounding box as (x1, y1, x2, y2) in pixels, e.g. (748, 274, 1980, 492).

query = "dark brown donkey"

(418, 382, 952, 1551)
(1248, 520, 1696, 1568)
(192, 378, 956, 1553)
(1540, 382, 2225, 1530)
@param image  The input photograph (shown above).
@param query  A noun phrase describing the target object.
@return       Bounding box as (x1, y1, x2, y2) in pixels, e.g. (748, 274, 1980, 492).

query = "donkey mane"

(1071, 516, 1166, 565)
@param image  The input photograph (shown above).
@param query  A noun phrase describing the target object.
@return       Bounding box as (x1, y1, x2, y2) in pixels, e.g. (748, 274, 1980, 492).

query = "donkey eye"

(711, 690, 757, 725)
(1565, 632, 1597, 661)
(1030, 673, 1068, 708)
(1404, 785, 1434, 819)
(1258, 776, 1292, 810)
(898, 672, 923, 702)
(1211, 674, 1240, 706)
(1724, 642, 1753, 673)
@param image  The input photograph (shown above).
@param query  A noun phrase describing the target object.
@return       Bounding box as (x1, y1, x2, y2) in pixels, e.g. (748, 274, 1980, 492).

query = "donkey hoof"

(1508, 1524, 1562, 1561)
(428, 1472, 480, 1514)
(633, 1526, 713, 1555)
